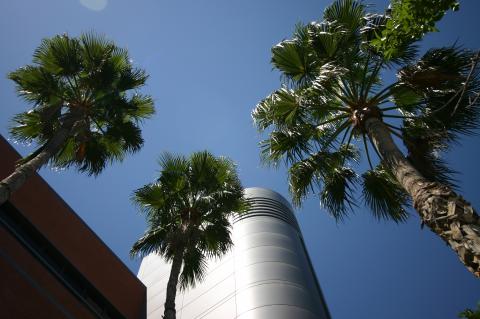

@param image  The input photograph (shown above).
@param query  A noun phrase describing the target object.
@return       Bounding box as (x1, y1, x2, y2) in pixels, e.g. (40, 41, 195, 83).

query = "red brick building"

(0, 135, 146, 319)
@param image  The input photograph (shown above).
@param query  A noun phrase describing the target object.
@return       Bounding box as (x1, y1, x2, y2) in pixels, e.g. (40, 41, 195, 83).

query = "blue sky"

(1, 0, 479, 318)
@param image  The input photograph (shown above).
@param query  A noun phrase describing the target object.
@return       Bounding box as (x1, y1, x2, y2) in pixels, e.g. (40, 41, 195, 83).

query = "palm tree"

(252, 0, 480, 276)
(0, 33, 154, 205)
(130, 151, 248, 319)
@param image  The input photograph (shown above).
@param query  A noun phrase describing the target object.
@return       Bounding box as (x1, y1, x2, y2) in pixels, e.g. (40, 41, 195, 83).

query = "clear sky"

(1, 0, 479, 318)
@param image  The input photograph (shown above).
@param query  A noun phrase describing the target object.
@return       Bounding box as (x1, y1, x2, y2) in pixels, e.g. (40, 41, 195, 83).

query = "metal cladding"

(137, 187, 330, 319)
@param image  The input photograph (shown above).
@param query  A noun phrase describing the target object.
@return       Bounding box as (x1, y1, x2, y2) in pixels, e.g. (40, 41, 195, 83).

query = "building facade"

(0, 135, 146, 319)
(138, 187, 330, 319)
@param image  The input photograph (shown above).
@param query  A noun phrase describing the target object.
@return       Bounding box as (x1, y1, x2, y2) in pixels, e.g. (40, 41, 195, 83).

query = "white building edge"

(137, 187, 331, 319)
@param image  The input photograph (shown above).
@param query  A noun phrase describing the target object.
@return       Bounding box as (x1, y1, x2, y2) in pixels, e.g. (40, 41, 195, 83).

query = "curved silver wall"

(137, 187, 330, 319)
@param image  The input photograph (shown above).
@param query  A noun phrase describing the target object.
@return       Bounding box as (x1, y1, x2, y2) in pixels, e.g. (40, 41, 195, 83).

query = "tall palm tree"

(130, 151, 248, 319)
(252, 0, 480, 276)
(0, 33, 154, 205)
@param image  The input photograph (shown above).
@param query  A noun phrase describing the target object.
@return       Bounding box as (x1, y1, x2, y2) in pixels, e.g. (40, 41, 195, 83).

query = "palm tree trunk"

(164, 248, 184, 319)
(0, 119, 76, 206)
(365, 117, 480, 277)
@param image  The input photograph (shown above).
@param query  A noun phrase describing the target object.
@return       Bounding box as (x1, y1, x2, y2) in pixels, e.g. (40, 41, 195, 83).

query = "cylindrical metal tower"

(137, 187, 330, 319)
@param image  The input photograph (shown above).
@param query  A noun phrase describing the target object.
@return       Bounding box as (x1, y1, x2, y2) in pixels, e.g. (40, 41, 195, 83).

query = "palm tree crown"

(252, 0, 480, 276)
(9, 32, 154, 175)
(131, 151, 248, 318)
(253, 0, 479, 221)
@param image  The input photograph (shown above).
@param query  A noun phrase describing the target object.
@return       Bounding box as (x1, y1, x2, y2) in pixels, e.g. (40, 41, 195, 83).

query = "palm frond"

(323, 0, 365, 32)
(362, 165, 410, 222)
(320, 166, 357, 221)
(10, 111, 47, 143)
(199, 219, 233, 257)
(389, 84, 423, 113)
(79, 32, 115, 71)
(157, 153, 190, 195)
(8, 66, 63, 104)
(48, 119, 144, 176)
(385, 43, 419, 67)
(179, 247, 208, 290)
(399, 47, 480, 143)
(32, 34, 82, 76)
(132, 183, 167, 212)
(271, 23, 316, 85)
(309, 21, 348, 61)
(402, 125, 459, 189)
(288, 144, 359, 207)
(260, 125, 314, 166)
(288, 157, 319, 206)
(128, 94, 155, 121)
(130, 226, 170, 258)
(189, 151, 220, 194)
(252, 88, 305, 131)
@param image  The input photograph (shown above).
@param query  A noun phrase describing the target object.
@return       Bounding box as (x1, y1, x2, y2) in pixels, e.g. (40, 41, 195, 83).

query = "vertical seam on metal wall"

(232, 227, 239, 318)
